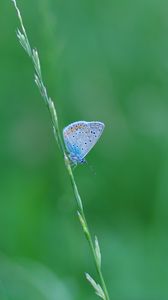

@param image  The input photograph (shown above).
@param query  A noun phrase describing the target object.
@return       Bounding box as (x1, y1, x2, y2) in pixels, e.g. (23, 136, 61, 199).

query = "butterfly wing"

(63, 121, 105, 161)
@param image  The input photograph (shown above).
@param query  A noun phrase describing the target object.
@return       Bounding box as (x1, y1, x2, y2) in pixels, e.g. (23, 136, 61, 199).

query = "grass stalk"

(11, 1, 110, 299)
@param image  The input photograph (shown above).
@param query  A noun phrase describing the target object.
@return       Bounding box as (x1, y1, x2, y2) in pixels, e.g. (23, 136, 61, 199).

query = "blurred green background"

(0, 0, 168, 299)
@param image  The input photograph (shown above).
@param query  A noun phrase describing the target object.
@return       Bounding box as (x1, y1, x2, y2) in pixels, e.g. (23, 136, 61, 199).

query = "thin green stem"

(65, 162, 110, 300)
(87, 233, 110, 300)
(11, 1, 110, 299)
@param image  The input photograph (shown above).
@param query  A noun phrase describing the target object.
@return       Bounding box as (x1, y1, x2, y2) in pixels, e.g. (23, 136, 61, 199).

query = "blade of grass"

(11, 1, 110, 299)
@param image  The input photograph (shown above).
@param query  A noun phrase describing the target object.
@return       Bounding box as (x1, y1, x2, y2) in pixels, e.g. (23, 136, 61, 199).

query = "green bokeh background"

(0, 0, 168, 299)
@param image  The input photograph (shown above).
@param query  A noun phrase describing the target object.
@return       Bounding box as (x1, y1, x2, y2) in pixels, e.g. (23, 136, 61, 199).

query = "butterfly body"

(63, 121, 105, 164)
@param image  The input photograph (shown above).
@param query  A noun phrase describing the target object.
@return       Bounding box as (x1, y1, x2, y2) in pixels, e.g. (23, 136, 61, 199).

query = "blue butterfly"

(63, 121, 105, 164)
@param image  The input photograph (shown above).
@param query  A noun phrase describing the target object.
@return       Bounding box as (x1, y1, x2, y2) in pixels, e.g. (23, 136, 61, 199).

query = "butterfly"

(63, 121, 105, 164)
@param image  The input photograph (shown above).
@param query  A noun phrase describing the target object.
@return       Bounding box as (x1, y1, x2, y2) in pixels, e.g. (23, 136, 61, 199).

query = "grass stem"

(11, 1, 110, 299)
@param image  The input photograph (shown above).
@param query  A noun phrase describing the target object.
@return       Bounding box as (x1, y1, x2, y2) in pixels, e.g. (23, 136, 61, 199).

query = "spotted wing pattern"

(63, 121, 105, 163)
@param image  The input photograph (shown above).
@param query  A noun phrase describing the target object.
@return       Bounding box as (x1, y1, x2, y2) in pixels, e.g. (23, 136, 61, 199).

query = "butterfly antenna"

(72, 163, 77, 171)
(85, 160, 97, 176)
